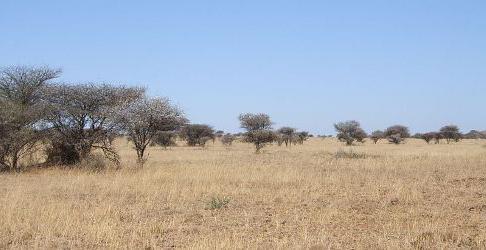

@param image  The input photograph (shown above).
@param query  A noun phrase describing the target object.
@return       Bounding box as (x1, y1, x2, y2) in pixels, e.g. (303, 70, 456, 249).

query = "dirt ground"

(1, 138, 486, 249)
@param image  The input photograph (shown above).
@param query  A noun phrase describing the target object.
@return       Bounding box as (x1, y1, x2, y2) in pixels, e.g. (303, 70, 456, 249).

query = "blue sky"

(1, 1, 485, 134)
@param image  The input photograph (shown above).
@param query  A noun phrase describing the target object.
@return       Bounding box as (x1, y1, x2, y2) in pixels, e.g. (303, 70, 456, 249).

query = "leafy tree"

(384, 125, 410, 144)
(239, 113, 276, 153)
(0, 66, 60, 171)
(420, 132, 437, 144)
(239, 113, 272, 131)
(221, 133, 236, 146)
(180, 124, 215, 147)
(118, 97, 185, 164)
(277, 127, 296, 147)
(296, 131, 310, 144)
(370, 130, 384, 144)
(439, 125, 462, 144)
(215, 130, 225, 138)
(152, 132, 177, 149)
(334, 120, 367, 146)
(43, 83, 143, 165)
(463, 130, 485, 139)
(242, 130, 277, 153)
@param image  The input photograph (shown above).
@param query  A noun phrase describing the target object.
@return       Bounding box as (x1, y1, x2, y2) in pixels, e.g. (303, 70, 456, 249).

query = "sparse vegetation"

(1, 138, 485, 249)
(334, 149, 371, 159)
(0, 65, 485, 249)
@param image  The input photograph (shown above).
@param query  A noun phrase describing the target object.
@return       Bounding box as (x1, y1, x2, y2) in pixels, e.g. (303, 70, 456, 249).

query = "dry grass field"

(1, 138, 486, 249)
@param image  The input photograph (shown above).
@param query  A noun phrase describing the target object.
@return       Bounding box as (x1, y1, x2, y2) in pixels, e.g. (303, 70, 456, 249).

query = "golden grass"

(1, 138, 486, 249)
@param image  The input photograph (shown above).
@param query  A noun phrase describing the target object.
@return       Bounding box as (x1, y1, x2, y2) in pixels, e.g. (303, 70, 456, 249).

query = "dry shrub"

(334, 149, 374, 159)
(206, 196, 231, 210)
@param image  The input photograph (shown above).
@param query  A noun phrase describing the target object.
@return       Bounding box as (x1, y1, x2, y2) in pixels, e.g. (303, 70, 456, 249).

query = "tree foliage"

(118, 97, 186, 164)
(221, 133, 236, 146)
(153, 131, 178, 149)
(0, 66, 60, 171)
(296, 131, 310, 144)
(420, 132, 437, 144)
(239, 113, 275, 153)
(180, 124, 215, 147)
(370, 130, 384, 144)
(334, 120, 367, 146)
(43, 83, 143, 165)
(439, 125, 462, 143)
(277, 127, 296, 147)
(384, 125, 410, 144)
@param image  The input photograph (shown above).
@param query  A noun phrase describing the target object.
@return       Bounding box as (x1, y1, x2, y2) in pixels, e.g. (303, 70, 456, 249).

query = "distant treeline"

(1, 66, 483, 171)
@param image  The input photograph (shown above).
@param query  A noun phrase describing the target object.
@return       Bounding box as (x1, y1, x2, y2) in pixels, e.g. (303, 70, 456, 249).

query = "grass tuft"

(206, 196, 231, 210)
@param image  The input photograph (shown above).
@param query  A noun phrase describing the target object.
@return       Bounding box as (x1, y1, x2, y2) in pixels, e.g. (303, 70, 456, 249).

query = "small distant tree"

(334, 120, 367, 146)
(180, 124, 215, 147)
(296, 131, 310, 144)
(118, 97, 186, 165)
(439, 125, 462, 144)
(420, 132, 437, 144)
(239, 113, 276, 153)
(239, 113, 272, 131)
(384, 125, 410, 144)
(153, 131, 178, 149)
(276, 134, 284, 146)
(432, 132, 442, 144)
(463, 130, 485, 139)
(215, 130, 225, 138)
(221, 133, 235, 146)
(277, 127, 296, 147)
(242, 130, 277, 153)
(370, 130, 384, 144)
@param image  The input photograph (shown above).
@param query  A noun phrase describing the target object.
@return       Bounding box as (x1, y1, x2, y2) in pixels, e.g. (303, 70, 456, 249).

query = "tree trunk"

(11, 153, 19, 172)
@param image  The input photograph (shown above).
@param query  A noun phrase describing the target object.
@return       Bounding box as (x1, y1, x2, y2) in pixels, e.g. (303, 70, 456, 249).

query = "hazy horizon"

(2, 1, 485, 135)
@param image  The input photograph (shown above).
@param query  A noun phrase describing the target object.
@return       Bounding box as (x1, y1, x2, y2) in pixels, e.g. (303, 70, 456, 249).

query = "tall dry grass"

(1, 138, 486, 249)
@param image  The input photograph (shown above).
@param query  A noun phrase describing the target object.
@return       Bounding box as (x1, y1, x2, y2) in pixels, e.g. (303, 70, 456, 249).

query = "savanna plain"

(1, 138, 486, 249)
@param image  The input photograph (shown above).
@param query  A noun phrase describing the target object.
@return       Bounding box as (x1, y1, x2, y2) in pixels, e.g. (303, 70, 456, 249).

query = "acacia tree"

(0, 66, 60, 171)
(239, 113, 276, 153)
(420, 132, 437, 144)
(384, 125, 410, 144)
(463, 130, 486, 139)
(440, 125, 462, 144)
(215, 130, 225, 138)
(43, 83, 143, 165)
(118, 97, 186, 165)
(221, 133, 236, 146)
(180, 124, 215, 147)
(334, 120, 367, 146)
(296, 131, 310, 144)
(277, 127, 296, 147)
(370, 130, 384, 144)
(152, 131, 178, 149)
